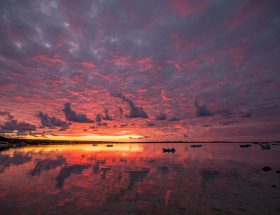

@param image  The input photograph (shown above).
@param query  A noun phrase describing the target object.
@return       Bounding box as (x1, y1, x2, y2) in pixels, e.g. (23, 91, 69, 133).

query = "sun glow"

(23, 134, 143, 141)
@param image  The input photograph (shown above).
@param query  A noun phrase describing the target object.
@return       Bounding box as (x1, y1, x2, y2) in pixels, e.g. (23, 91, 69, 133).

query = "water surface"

(0, 143, 279, 214)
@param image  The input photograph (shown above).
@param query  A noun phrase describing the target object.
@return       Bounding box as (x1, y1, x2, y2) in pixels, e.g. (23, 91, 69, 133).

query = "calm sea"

(0, 143, 279, 214)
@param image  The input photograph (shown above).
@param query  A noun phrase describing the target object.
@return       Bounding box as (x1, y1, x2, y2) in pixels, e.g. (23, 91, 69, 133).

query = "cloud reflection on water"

(0, 143, 279, 214)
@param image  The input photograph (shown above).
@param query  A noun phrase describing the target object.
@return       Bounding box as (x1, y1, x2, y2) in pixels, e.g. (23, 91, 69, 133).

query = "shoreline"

(0, 137, 279, 152)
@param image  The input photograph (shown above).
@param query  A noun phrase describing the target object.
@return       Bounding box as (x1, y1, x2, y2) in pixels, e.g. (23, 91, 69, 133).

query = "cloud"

(194, 97, 252, 120)
(241, 113, 252, 118)
(118, 107, 124, 118)
(35, 111, 70, 130)
(120, 123, 128, 128)
(2, 120, 37, 132)
(194, 97, 214, 117)
(112, 93, 148, 118)
(63, 103, 93, 123)
(0, 111, 36, 134)
(0, 1, 279, 141)
(97, 122, 107, 127)
(146, 122, 155, 126)
(103, 109, 112, 120)
(168, 116, 181, 121)
(220, 120, 240, 126)
(0, 111, 14, 120)
(95, 114, 102, 122)
(194, 97, 234, 117)
(155, 112, 167, 120)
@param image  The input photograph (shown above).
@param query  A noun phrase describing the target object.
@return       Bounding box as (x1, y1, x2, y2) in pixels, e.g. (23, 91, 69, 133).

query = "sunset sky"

(0, 0, 280, 141)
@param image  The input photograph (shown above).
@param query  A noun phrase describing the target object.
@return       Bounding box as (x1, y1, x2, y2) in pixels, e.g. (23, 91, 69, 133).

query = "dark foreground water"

(0, 143, 279, 215)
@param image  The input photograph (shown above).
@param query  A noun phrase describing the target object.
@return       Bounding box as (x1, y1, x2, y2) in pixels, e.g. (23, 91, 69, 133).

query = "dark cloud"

(0, 111, 14, 120)
(0, 120, 37, 132)
(194, 97, 214, 117)
(63, 103, 93, 123)
(112, 93, 148, 118)
(0, 111, 36, 134)
(220, 120, 240, 126)
(103, 109, 112, 120)
(241, 113, 252, 118)
(118, 108, 124, 118)
(97, 122, 107, 127)
(35, 111, 70, 130)
(194, 97, 234, 117)
(155, 112, 167, 120)
(194, 97, 252, 120)
(95, 114, 102, 122)
(146, 121, 155, 126)
(168, 116, 181, 121)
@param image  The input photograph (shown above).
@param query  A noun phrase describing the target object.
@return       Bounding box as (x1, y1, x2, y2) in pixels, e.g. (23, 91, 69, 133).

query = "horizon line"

(2, 137, 279, 144)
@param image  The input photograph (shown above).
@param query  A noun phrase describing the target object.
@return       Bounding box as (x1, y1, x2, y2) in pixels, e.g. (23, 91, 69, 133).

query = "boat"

(261, 143, 271, 150)
(162, 148, 176, 153)
(240, 144, 252, 148)
(191, 144, 203, 148)
(106, 144, 113, 147)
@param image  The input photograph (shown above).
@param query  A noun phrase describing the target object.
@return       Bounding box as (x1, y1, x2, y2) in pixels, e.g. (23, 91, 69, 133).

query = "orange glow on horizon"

(22, 134, 143, 142)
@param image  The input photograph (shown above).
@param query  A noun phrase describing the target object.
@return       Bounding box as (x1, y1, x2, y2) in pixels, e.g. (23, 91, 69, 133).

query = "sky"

(0, 0, 280, 142)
